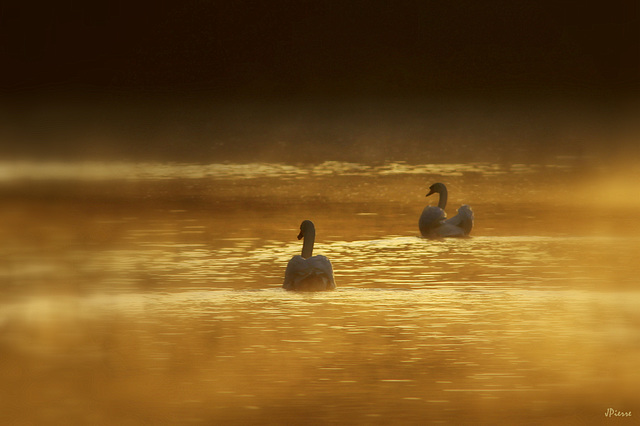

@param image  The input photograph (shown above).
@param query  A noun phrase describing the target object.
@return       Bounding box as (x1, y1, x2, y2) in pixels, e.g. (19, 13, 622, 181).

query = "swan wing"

(283, 255, 336, 291)
(283, 256, 305, 290)
(443, 204, 474, 235)
(419, 206, 446, 237)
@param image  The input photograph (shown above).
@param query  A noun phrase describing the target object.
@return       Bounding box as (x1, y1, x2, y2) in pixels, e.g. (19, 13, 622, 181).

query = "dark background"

(1, 1, 638, 161)
(4, 0, 638, 100)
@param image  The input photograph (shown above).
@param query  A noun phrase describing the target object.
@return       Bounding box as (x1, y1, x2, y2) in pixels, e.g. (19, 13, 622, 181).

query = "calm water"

(1, 160, 639, 425)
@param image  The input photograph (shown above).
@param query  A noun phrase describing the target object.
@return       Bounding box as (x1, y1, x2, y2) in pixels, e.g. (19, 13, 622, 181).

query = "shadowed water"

(1, 160, 638, 424)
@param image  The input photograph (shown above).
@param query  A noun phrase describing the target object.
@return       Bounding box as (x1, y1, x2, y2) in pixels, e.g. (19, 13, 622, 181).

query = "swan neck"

(437, 188, 448, 210)
(301, 229, 315, 259)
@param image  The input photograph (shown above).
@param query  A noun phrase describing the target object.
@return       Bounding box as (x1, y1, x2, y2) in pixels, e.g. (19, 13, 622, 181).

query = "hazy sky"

(4, 1, 638, 102)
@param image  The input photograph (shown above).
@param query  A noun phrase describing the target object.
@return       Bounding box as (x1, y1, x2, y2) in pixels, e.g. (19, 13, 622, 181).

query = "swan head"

(297, 220, 315, 240)
(426, 182, 446, 197)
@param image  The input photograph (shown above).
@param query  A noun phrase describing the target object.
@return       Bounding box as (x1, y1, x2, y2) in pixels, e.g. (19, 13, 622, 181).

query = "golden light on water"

(0, 158, 639, 424)
(3, 0, 638, 420)
(0, 160, 567, 181)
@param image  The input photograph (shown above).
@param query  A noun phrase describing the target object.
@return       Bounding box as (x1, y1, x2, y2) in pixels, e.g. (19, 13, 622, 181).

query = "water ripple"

(0, 160, 566, 181)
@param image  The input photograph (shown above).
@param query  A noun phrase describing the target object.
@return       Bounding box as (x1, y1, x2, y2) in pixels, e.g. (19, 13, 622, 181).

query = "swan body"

(419, 183, 473, 238)
(283, 220, 336, 291)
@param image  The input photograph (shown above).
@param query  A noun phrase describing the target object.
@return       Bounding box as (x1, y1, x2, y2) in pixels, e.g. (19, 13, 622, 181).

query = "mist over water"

(1, 98, 639, 424)
(2, 97, 638, 165)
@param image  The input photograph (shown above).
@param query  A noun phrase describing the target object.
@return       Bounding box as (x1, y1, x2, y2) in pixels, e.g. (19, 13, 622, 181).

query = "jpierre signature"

(605, 408, 632, 417)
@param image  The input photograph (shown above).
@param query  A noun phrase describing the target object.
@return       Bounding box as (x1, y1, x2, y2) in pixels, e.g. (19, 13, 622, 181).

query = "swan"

(283, 220, 336, 291)
(419, 182, 474, 238)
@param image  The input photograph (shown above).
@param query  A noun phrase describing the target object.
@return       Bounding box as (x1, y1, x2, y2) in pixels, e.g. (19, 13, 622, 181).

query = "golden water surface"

(1, 160, 638, 424)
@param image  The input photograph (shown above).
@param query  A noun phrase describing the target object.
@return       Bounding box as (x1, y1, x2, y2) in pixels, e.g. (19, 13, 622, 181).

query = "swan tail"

(444, 204, 474, 235)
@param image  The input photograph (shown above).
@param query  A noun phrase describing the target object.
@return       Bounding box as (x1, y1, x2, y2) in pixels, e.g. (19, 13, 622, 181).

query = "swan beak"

(426, 189, 435, 197)
(297, 231, 304, 240)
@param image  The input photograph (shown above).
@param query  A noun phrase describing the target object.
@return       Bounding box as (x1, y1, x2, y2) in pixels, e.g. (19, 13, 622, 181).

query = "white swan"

(283, 220, 336, 291)
(419, 182, 474, 238)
